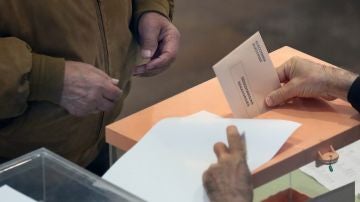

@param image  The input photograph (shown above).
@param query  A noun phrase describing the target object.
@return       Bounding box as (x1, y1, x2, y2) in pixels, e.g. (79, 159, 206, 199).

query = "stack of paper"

(103, 111, 300, 202)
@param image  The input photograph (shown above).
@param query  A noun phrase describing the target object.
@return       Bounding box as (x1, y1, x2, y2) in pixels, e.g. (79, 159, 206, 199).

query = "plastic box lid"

(0, 148, 144, 202)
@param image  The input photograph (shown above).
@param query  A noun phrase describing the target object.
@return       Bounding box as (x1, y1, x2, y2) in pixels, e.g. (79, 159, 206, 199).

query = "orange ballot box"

(106, 46, 360, 188)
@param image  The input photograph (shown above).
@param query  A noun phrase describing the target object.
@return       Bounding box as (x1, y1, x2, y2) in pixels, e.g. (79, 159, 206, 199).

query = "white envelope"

(213, 32, 280, 118)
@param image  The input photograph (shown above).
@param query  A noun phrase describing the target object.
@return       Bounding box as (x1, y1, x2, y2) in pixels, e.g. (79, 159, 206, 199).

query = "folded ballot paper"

(103, 111, 300, 202)
(213, 31, 280, 118)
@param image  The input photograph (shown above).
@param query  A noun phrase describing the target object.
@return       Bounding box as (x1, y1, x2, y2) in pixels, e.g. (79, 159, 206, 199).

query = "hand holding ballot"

(265, 57, 358, 107)
(203, 126, 253, 202)
(213, 32, 359, 117)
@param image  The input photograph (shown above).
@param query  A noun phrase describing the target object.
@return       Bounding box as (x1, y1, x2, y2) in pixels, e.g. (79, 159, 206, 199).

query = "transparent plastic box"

(0, 148, 144, 202)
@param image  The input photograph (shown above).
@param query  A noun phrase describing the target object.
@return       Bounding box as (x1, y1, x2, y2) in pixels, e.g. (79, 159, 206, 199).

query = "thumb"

(139, 28, 160, 59)
(265, 82, 297, 107)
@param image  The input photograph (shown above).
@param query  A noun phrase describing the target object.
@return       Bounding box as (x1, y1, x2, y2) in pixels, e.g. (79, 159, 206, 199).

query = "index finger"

(145, 32, 180, 70)
(226, 126, 247, 158)
(276, 58, 295, 83)
(213, 142, 229, 162)
(276, 56, 303, 83)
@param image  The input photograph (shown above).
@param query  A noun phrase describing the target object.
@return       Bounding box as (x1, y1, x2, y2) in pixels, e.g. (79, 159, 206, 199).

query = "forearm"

(208, 192, 252, 202)
(29, 53, 65, 103)
(0, 37, 64, 119)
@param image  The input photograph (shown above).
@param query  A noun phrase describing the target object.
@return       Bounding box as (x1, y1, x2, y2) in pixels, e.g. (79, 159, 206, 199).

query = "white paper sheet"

(301, 139, 360, 197)
(0, 185, 37, 202)
(213, 32, 280, 118)
(103, 112, 300, 202)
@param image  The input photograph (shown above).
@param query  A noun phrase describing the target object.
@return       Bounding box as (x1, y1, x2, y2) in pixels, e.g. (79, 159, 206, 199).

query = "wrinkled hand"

(133, 12, 180, 77)
(203, 126, 253, 202)
(60, 61, 122, 116)
(266, 56, 358, 107)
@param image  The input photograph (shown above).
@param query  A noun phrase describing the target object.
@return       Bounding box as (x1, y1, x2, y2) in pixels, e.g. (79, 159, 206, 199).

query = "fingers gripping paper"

(103, 112, 300, 202)
(213, 32, 280, 118)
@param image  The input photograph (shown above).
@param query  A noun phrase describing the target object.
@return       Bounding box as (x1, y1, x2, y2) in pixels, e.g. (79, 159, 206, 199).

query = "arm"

(265, 56, 360, 112)
(0, 37, 64, 119)
(0, 37, 122, 119)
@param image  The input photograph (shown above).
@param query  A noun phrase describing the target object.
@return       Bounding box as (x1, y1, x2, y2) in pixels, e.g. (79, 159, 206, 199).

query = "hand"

(133, 12, 180, 77)
(203, 126, 253, 202)
(266, 56, 358, 107)
(60, 61, 122, 116)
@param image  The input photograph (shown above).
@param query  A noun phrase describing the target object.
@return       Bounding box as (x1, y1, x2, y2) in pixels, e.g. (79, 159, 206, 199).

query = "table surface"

(106, 46, 360, 187)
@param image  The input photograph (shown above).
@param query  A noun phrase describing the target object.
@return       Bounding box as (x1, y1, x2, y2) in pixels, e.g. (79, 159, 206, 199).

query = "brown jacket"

(0, 0, 173, 166)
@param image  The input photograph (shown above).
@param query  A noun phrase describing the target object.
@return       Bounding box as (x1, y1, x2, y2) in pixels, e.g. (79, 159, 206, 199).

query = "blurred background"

(119, 0, 360, 118)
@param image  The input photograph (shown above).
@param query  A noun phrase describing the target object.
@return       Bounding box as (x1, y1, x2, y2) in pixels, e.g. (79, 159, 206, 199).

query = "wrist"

(210, 193, 252, 202)
(131, 0, 173, 37)
(325, 65, 358, 100)
(225, 195, 252, 202)
(29, 53, 65, 104)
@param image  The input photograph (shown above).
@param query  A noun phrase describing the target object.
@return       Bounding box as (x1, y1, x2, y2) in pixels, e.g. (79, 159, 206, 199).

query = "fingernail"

(265, 97, 273, 107)
(111, 78, 119, 85)
(141, 50, 152, 58)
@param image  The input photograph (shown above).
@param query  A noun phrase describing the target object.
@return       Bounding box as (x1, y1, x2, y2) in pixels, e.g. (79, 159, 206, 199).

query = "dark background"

(120, 0, 360, 118)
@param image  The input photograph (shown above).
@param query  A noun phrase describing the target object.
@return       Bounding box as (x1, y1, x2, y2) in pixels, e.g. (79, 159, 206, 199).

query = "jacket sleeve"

(347, 76, 360, 113)
(131, 0, 174, 34)
(0, 37, 65, 119)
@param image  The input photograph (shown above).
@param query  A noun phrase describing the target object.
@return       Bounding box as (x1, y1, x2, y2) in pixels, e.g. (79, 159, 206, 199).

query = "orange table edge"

(106, 46, 360, 187)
